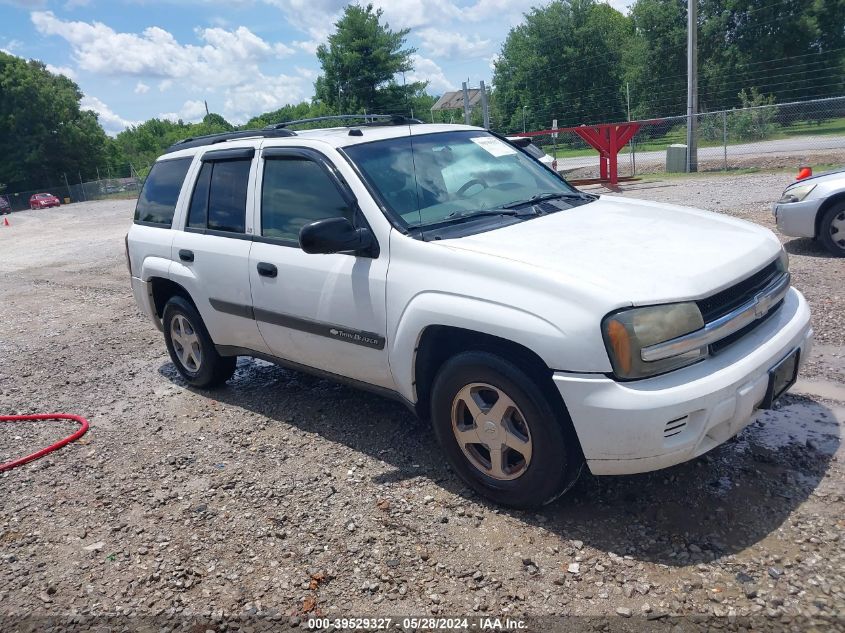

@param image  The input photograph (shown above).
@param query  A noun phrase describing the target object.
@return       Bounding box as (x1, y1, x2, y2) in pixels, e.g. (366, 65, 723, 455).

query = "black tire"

(818, 202, 845, 257)
(162, 296, 236, 388)
(430, 351, 583, 509)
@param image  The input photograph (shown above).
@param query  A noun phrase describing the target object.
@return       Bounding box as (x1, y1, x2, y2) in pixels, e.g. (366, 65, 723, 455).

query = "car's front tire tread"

(818, 202, 845, 257)
(430, 351, 583, 509)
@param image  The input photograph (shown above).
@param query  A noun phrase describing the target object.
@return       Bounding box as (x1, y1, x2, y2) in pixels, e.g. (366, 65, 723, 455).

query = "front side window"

(186, 159, 250, 234)
(134, 157, 192, 226)
(344, 130, 579, 229)
(261, 157, 351, 243)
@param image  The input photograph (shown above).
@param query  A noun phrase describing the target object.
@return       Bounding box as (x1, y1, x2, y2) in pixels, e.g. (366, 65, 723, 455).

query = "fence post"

(722, 110, 728, 171)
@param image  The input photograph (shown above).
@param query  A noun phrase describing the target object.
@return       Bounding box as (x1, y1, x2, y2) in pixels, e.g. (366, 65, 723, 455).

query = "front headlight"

(602, 302, 706, 380)
(778, 183, 815, 203)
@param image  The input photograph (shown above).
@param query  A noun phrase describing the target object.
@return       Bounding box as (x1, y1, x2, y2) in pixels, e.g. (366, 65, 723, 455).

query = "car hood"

(438, 195, 782, 305)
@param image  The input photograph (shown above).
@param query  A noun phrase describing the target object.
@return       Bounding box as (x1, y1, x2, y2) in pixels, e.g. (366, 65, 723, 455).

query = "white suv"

(127, 117, 813, 508)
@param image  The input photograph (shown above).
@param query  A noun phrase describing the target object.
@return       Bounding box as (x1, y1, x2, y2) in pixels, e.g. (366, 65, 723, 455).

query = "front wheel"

(430, 351, 583, 509)
(162, 296, 236, 388)
(819, 202, 845, 257)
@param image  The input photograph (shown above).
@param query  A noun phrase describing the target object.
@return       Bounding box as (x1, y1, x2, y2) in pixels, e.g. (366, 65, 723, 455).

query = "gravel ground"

(1, 174, 843, 632)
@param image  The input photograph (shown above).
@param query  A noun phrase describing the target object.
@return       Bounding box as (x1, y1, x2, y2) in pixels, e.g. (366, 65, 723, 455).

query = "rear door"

(170, 147, 269, 354)
(248, 147, 391, 388)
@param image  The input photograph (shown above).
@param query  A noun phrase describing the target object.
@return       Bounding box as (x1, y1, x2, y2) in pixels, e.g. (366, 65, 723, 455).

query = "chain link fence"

(0, 175, 143, 213)
(521, 95, 845, 181)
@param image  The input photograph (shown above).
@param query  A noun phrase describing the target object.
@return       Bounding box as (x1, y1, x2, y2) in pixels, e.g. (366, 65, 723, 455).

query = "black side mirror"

(299, 217, 376, 256)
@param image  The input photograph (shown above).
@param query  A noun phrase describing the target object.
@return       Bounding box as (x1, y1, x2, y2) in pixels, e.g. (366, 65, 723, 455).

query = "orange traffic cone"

(797, 166, 812, 180)
(2, 217, 9, 227)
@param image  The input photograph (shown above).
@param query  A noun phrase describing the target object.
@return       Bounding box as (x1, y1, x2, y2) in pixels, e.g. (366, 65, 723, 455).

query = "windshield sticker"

(470, 136, 517, 157)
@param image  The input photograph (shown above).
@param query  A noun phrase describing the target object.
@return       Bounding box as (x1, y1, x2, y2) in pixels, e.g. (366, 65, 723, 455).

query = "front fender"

(390, 292, 570, 403)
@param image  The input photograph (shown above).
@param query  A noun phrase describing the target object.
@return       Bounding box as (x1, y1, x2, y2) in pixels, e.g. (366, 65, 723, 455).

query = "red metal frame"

(515, 121, 646, 185)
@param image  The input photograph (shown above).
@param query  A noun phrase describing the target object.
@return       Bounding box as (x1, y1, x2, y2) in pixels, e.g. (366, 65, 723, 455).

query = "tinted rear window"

(134, 157, 192, 226)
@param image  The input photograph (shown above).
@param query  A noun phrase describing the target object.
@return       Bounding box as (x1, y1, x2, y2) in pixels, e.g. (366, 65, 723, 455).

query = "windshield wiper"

(502, 191, 588, 209)
(417, 207, 537, 230)
(444, 208, 538, 221)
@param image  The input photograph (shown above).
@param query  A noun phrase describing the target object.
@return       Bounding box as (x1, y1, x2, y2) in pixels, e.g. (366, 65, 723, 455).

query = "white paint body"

(128, 124, 813, 476)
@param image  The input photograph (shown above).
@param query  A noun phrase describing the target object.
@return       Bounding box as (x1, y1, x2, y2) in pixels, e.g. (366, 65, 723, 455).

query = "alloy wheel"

(170, 314, 202, 372)
(450, 382, 533, 480)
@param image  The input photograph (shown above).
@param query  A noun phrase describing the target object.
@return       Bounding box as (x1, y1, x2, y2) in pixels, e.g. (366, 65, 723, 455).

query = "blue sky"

(0, 0, 631, 134)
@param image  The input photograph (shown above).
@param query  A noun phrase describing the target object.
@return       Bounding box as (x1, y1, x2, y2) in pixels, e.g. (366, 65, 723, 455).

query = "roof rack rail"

(264, 114, 423, 130)
(163, 128, 297, 154)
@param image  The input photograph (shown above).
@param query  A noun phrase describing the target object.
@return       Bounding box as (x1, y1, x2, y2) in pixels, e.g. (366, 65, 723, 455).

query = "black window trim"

(202, 147, 256, 162)
(257, 146, 379, 257)
(132, 155, 194, 228)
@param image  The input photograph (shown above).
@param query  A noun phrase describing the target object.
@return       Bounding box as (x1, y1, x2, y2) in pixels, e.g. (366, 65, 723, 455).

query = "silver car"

(774, 168, 845, 256)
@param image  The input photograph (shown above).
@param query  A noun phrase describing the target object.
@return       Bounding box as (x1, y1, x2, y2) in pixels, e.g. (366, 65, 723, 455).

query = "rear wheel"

(819, 202, 845, 257)
(430, 351, 582, 509)
(162, 296, 236, 388)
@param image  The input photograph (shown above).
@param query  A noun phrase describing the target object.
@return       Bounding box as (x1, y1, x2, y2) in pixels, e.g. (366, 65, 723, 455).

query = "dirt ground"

(1, 172, 843, 632)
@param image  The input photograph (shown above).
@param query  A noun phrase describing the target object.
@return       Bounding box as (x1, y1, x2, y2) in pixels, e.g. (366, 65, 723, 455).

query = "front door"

(248, 148, 391, 389)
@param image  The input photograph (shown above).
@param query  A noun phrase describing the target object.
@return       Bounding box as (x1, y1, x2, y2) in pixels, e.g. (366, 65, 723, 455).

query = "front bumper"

(772, 198, 822, 238)
(554, 287, 812, 476)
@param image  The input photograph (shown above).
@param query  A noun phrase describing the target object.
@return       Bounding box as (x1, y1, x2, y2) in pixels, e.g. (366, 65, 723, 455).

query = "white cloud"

(374, 0, 462, 30)
(45, 63, 77, 79)
(81, 95, 137, 135)
(1, 38, 23, 55)
(405, 54, 453, 94)
(159, 99, 207, 123)
(293, 39, 320, 54)
(31, 11, 295, 91)
(296, 66, 317, 79)
(417, 28, 492, 60)
(134, 81, 150, 94)
(222, 72, 307, 123)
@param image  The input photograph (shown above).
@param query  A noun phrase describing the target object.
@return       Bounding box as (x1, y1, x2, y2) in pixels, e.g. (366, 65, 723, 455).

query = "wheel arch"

(412, 325, 568, 423)
(150, 277, 198, 319)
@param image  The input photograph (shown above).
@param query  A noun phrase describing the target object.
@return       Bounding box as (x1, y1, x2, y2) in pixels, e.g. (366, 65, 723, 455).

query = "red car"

(29, 193, 61, 209)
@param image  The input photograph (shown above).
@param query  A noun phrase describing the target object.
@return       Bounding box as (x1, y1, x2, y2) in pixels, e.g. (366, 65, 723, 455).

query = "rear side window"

(187, 159, 251, 234)
(134, 157, 192, 226)
(261, 158, 351, 242)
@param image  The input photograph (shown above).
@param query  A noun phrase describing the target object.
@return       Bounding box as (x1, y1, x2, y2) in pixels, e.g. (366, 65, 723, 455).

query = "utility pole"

(522, 105, 528, 133)
(204, 100, 209, 116)
(462, 82, 471, 125)
(686, 0, 698, 172)
(480, 80, 490, 129)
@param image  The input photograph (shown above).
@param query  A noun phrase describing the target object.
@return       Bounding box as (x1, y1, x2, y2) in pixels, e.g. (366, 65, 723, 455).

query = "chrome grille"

(696, 260, 781, 322)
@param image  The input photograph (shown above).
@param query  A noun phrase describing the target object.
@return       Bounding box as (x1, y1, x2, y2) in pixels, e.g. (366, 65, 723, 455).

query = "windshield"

(344, 130, 578, 229)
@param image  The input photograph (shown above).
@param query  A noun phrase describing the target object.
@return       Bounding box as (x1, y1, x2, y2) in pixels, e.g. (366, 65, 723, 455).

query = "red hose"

(0, 414, 90, 472)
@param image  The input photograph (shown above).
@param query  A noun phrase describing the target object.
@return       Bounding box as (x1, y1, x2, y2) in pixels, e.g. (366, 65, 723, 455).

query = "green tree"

(113, 113, 234, 171)
(0, 52, 111, 191)
(625, 0, 687, 119)
(492, 0, 632, 132)
(314, 3, 426, 114)
(698, 0, 845, 110)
